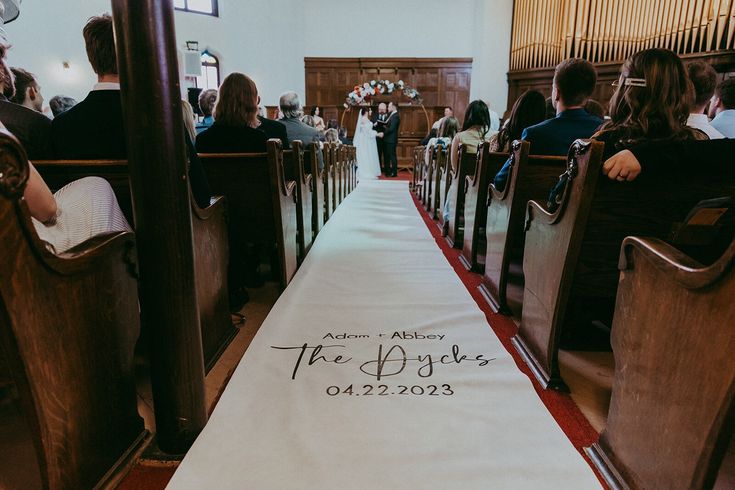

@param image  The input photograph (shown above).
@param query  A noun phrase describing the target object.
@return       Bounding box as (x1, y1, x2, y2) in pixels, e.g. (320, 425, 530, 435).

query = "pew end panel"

(291, 141, 314, 263)
(446, 145, 476, 249)
(479, 140, 530, 314)
(480, 142, 567, 317)
(437, 147, 452, 236)
(305, 144, 325, 236)
(267, 139, 299, 289)
(0, 130, 148, 489)
(513, 139, 605, 391)
(585, 236, 735, 490)
(190, 195, 237, 372)
(460, 144, 508, 273)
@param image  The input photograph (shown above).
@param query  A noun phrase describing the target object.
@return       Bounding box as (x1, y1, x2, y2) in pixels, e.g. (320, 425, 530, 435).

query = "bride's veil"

(353, 107, 367, 144)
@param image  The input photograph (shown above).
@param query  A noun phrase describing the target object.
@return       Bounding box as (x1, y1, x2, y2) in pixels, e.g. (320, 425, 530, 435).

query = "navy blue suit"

(494, 108, 603, 190)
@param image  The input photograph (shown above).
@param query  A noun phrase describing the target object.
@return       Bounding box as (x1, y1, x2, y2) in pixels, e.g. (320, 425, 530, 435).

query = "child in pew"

(546, 48, 708, 212)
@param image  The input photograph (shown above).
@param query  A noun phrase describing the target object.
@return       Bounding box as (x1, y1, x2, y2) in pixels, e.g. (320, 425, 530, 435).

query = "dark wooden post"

(110, 0, 207, 453)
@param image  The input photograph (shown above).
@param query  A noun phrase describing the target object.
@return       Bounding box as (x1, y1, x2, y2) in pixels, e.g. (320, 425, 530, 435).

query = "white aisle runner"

(168, 181, 599, 489)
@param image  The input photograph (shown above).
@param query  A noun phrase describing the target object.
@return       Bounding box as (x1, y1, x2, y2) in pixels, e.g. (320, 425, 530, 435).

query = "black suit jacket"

(383, 111, 400, 145)
(51, 90, 126, 159)
(0, 97, 54, 159)
(195, 123, 268, 154)
(257, 116, 289, 147)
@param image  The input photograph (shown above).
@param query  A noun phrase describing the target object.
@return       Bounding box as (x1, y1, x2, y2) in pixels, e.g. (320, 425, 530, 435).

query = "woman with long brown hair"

(595, 48, 705, 160)
(547, 48, 706, 210)
(195, 72, 268, 153)
(490, 89, 547, 153)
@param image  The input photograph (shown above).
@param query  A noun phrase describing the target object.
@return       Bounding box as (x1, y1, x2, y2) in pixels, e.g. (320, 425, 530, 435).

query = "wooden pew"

(33, 159, 235, 372)
(459, 143, 507, 272)
(515, 138, 735, 390)
(290, 141, 314, 262)
(424, 145, 439, 214)
(478, 141, 567, 316)
(411, 145, 424, 192)
(435, 146, 452, 235)
(304, 143, 326, 235)
(428, 144, 448, 220)
(585, 236, 735, 490)
(0, 130, 148, 489)
(445, 144, 476, 249)
(324, 143, 336, 217)
(200, 139, 299, 290)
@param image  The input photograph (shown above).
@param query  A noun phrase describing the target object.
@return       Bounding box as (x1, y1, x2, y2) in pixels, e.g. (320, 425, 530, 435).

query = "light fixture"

(186, 41, 199, 51)
(62, 60, 70, 69)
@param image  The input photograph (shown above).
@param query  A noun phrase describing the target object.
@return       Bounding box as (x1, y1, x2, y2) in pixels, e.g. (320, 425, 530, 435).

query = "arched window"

(174, 0, 218, 16)
(197, 51, 220, 91)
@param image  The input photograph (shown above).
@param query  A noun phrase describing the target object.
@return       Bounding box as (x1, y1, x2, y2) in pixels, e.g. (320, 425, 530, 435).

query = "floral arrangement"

(344, 79, 423, 107)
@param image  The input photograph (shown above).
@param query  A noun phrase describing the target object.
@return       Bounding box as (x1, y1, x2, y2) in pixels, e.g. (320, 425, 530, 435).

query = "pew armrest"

(192, 195, 226, 220)
(620, 236, 733, 290)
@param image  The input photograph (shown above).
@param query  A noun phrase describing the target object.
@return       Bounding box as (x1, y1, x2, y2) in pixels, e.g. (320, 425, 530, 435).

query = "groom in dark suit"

(378, 102, 400, 177)
(372, 102, 388, 173)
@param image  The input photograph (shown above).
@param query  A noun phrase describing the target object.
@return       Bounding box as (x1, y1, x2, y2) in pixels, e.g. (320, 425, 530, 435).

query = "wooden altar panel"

(305, 58, 472, 169)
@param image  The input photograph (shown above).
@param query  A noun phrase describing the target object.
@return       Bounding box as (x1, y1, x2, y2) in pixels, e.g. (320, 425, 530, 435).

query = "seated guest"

(687, 61, 723, 139)
(310, 106, 326, 131)
(450, 99, 494, 171)
(10, 67, 44, 112)
(431, 107, 454, 131)
(181, 99, 197, 142)
(196, 88, 217, 134)
(195, 73, 268, 154)
(710, 78, 735, 137)
(279, 91, 323, 169)
(420, 128, 438, 146)
(489, 89, 546, 153)
(584, 99, 606, 119)
(4, 121, 131, 253)
(424, 116, 459, 166)
(49, 95, 77, 117)
(547, 48, 706, 211)
(0, 47, 53, 159)
(326, 119, 339, 130)
(301, 115, 316, 127)
(52, 14, 125, 159)
(443, 101, 493, 221)
(520, 58, 601, 155)
(494, 58, 602, 191)
(324, 128, 340, 144)
(338, 127, 351, 145)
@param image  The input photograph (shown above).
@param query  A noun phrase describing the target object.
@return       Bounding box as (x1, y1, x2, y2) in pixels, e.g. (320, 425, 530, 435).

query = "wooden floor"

(135, 283, 281, 442)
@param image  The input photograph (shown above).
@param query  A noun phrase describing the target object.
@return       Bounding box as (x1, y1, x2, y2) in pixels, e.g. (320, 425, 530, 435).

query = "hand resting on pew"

(602, 149, 641, 182)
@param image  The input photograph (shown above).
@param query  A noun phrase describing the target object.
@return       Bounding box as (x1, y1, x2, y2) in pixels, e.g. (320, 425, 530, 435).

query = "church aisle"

(168, 180, 600, 489)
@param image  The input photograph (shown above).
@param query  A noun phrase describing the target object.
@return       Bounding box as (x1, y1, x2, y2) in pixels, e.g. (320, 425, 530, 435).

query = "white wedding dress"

(354, 114, 382, 181)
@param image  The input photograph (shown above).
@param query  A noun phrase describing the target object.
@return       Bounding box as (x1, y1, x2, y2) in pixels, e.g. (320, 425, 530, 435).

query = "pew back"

(516, 138, 735, 389)
(0, 131, 147, 489)
(586, 236, 735, 489)
(33, 159, 235, 371)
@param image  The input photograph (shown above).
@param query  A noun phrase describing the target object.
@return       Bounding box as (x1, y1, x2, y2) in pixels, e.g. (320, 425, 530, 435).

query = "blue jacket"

(493, 108, 603, 191)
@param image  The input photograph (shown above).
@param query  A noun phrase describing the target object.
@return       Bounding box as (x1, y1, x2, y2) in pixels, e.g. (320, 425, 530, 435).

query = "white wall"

(4, 0, 512, 113)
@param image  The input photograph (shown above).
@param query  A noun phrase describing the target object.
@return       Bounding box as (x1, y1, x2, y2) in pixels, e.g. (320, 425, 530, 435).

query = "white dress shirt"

(711, 109, 735, 138)
(687, 113, 725, 139)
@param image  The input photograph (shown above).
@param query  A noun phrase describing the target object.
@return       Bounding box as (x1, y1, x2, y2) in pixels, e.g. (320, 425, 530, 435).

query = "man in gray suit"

(279, 91, 323, 170)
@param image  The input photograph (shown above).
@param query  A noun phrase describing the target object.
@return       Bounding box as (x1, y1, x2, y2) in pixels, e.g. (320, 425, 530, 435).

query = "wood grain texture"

(33, 160, 235, 373)
(586, 236, 735, 489)
(0, 130, 147, 489)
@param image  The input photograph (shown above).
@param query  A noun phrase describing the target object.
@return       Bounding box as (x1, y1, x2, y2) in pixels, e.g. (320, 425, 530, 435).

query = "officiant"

(372, 102, 388, 173)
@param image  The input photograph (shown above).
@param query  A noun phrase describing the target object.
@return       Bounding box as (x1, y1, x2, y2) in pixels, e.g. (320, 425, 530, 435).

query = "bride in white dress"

(353, 107, 382, 181)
